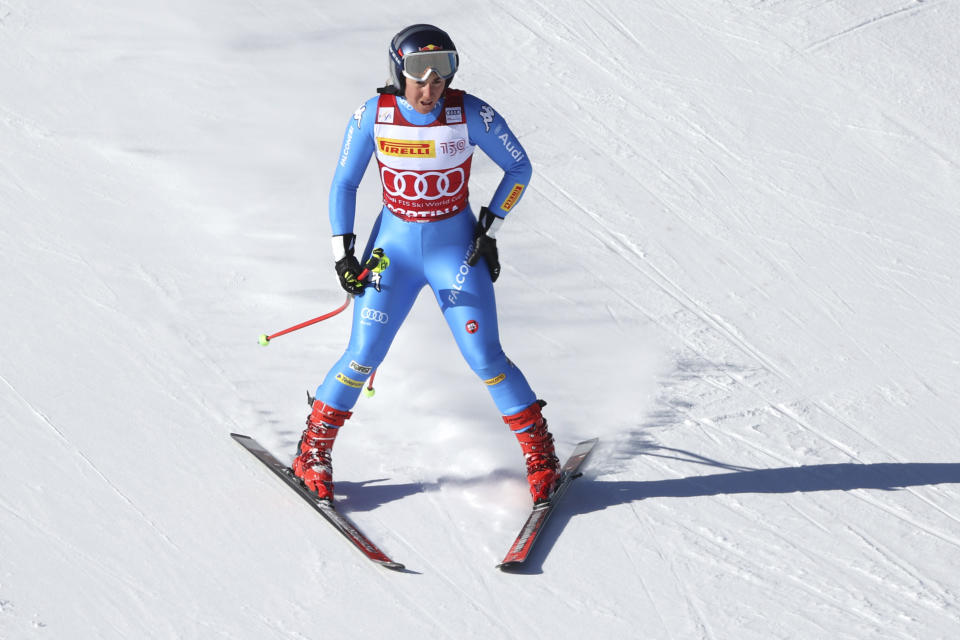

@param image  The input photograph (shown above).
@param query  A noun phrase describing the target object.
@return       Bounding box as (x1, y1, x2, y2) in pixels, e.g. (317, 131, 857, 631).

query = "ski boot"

(504, 400, 560, 504)
(292, 400, 352, 501)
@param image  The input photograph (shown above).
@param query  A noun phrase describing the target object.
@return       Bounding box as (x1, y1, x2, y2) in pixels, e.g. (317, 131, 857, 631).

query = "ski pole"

(258, 249, 389, 346)
(258, 295, 351, 345)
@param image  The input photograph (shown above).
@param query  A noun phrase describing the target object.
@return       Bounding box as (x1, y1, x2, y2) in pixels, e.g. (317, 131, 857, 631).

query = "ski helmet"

(387, 24, 458, 92)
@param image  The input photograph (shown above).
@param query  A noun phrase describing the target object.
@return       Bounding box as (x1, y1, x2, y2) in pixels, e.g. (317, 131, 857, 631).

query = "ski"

(497, 437, 598, 570)
(230, 433, 405, 571)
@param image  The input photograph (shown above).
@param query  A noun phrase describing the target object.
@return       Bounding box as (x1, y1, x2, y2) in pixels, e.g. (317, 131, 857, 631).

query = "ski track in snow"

(803, 0, 944, 53)
(507, 3, 960, 632)
(0, 373, 182, 553)
(397, 494, 518, 638)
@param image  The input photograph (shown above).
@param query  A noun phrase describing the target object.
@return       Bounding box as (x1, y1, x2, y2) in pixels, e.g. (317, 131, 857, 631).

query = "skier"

(293, 24, 560, 505)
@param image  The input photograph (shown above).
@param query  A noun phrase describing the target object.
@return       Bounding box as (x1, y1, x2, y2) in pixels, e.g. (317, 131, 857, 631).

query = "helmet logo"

(420, 44, 442, 51)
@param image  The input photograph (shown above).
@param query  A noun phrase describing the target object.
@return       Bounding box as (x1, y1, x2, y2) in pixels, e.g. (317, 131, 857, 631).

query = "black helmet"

(386, 24, 459, 92)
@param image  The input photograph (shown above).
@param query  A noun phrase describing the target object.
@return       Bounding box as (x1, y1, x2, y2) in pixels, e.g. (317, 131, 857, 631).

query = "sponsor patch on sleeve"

(349, 361, 373, 376)
(500, 183, 525, 212)
(484, 373, 507, 386)
(336, 373, 364, 389)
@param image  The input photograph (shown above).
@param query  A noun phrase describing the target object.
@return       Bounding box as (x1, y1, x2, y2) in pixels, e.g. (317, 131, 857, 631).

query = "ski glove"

(466, 207, 504, 283)
(333, 233, 365, 295)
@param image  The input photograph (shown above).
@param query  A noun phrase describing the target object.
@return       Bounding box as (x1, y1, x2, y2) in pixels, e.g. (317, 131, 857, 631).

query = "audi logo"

(361, 308, 390, 324)
(381, 167, 465, 201)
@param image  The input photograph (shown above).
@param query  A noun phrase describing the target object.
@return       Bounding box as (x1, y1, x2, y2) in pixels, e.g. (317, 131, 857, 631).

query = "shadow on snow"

(508, 449, 960, 574)
(331, 447, 960, 574)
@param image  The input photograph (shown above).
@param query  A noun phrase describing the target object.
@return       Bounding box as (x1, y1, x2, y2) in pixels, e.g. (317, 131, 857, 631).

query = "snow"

(3, 0, 960, 637)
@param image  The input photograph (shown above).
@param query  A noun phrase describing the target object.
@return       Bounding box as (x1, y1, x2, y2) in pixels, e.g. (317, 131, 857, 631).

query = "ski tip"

(378, 561, 407, 571)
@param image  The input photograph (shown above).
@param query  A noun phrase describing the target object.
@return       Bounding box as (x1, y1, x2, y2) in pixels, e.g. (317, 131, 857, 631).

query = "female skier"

(292, 24, 559, 504)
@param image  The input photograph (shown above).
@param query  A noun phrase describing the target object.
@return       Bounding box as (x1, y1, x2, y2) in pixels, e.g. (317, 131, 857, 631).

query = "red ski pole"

(258, 250, 389, 346)
(258, 295, 351, 345)
(363, 368, 378, 398)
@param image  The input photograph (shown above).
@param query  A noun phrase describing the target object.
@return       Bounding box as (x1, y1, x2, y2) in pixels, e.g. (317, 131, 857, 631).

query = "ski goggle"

(401, 50, 458, 82)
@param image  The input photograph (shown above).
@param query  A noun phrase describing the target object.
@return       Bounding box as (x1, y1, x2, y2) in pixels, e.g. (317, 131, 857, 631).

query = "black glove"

(466, 207, 503, 282)
(333, 233, 365, 295)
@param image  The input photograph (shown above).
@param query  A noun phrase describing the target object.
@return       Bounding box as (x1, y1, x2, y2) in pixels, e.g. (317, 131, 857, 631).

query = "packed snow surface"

(3, 1, 960, 638)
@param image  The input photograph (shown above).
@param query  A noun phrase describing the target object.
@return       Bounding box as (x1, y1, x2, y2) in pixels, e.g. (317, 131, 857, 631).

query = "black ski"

(497, 437, 598, 570)
(231, 433, 405, 571)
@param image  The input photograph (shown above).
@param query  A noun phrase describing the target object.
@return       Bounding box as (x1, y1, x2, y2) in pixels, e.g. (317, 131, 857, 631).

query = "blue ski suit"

(315, 89, 537, 416)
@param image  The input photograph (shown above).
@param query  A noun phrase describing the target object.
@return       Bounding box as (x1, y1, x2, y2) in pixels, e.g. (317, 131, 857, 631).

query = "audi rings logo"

(381, 167, 465, 201)
(361, 308, 390, 324)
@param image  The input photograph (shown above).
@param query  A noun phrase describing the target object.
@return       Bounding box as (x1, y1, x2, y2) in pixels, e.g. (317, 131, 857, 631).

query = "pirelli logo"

(501, 183, 525, 212)
(377, 138, 436, 158)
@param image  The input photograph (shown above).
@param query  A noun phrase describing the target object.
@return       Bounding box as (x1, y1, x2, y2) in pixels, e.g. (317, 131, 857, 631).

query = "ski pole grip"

(357, 248, 389, 281)
(257, 250, 388, 346)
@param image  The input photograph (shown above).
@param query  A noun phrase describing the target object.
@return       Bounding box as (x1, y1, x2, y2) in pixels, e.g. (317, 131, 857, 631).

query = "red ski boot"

(292, 400, 352, 501)
(504, 401, 560, 504)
